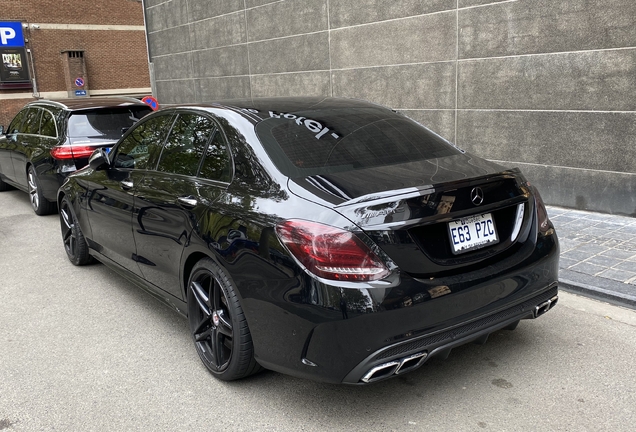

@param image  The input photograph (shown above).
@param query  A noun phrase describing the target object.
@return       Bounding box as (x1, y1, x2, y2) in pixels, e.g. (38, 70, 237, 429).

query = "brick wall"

(0, 0, 144, 26)
(26, 29, 150, 92)
(0, 98, 34, 129)
(0, 0, 150, 127)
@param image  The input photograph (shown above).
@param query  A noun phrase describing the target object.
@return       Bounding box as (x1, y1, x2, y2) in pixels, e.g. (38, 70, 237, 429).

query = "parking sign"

(0, 22, 31, 87)
(0, 22, 25, 47)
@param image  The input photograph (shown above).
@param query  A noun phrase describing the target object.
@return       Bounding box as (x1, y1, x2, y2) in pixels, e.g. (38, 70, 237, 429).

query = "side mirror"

(88, 148, 110, 171)
(0, 125, 4, 135)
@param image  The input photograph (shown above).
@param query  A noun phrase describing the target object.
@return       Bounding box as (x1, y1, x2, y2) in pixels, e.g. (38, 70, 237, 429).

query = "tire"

(187, 258, 262, 381)
(59, 196, 92, 266)
(28, 165, 56, 215)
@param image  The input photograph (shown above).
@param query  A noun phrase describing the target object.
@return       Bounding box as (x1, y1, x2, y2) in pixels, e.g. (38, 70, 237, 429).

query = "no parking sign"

(142, 95, 159, 111)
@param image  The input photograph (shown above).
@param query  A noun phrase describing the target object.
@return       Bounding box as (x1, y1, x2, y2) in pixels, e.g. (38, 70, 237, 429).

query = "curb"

(559, 278, 636, 311)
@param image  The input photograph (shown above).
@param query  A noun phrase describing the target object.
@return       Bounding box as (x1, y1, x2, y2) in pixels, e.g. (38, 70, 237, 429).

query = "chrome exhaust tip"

(535, 301, 550, 317)
(395, 352, 428, 375)
(534, 295, 558, 318)
(361, 352, 428, 383)
(361, 361, 400, 383)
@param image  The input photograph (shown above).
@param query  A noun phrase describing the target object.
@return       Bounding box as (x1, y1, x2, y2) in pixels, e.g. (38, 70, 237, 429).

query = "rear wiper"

(128, 110, 141, 122)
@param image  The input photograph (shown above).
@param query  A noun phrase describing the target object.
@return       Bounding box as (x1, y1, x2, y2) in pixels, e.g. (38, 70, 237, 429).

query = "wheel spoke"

(60, 207, 76, 257)
(212, 279, 222, 311)
(28, 171, 39, 210)
(190, 281, 210, 317)
(213, 329, 224, 370)
(188, 267, 235, 374)
(194, 319, 213, 342)
(65, 233, 76, 257)
(216, 312, 232, 337)
(28, 173, 36, 190)
(60, 208, 72, 230)
(30, 189, 38, 208)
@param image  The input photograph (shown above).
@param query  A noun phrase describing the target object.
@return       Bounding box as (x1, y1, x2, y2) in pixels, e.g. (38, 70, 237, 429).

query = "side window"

(40, 110, 57, 138)
(7, 109, 26, 134)
(199, 130, 232, 182)
(112, 114, 173, 170)
(21, 108, 42, 135)
(156, 113, 214, 177)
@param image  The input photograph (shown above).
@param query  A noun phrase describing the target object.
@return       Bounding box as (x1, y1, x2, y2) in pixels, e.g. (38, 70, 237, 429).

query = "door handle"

(120, 180, 134, 190)
(177, 196, 198, 208)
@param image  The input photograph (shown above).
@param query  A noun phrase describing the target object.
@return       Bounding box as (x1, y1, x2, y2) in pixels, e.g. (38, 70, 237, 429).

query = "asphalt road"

(1, 189, 635, 432)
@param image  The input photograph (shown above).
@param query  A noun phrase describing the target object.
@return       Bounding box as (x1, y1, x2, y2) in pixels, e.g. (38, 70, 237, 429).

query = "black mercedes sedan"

(0, 98, 151, 215)
(58, 97, 559, 384)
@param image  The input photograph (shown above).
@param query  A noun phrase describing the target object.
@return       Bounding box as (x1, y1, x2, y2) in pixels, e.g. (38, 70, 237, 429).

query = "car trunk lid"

(288, 154, 534, 277)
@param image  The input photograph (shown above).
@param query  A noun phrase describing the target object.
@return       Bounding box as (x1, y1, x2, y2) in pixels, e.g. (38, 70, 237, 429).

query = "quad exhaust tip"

(361, 352, 428, 383)
(361, 294, 558, 383)
(534, 295, 558, 318)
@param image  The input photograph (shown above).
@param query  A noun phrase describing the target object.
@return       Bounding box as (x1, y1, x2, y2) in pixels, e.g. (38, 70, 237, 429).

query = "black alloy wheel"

(59, 197, 91, 266)
(27, 165, 55, 215)
(187, 258, 261, 381)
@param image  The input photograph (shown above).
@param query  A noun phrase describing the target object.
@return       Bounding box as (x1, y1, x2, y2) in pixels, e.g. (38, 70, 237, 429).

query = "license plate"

(448, 213, 499, 254)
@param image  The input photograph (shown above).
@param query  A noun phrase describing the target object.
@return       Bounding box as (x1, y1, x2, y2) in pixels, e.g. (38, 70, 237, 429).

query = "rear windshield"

(255, 106, 460, 177)
(67, 107, 152, 139)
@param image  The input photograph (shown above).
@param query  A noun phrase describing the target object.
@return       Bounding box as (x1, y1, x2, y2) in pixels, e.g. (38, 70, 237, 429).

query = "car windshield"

(67, 107, 151, 139)
(255, 106, 460, 178)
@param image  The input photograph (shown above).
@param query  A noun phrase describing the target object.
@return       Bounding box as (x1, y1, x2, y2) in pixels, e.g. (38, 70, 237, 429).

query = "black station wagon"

(0, 98, 151, 214)
(58, 97, 559, 384)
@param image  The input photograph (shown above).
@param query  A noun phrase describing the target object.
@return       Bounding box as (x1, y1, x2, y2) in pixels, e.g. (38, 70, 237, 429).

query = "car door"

(133, 112, 233, 299)
(85, 111, 175, 275)
(30, 108, 62, 196)
(0, 107, 27, 183)
(10, 107, 42, 188)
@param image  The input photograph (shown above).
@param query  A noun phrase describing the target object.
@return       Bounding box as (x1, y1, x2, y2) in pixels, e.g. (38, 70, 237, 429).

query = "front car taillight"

(51, 145, 96, 160)
(275, 220, 389, 282)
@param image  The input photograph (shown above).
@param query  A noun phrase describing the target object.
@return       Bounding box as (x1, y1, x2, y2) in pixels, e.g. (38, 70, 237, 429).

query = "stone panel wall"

(145, 0, 636, 216)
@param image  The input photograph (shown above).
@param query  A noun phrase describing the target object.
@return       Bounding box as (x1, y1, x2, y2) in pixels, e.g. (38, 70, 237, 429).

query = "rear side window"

(112, 113, 173, 170)
(199, 130, 231, 182)
(68, 107, 152, 139)
(21, 108, 42, 135)
(40, 110, 57, 137)
(7, 109, 26, 134)
(156, 113, 214, 177)
(255, 107, 460, 177)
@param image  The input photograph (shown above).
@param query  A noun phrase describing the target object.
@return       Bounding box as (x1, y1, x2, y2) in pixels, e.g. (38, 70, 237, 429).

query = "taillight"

(275, 220, 389, 282)
(51, 145, 96, 160)
(527, 183, 553, 235)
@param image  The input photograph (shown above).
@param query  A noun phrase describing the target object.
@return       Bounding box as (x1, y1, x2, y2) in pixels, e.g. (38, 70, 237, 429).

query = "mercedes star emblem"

(471, 187, 484, 206)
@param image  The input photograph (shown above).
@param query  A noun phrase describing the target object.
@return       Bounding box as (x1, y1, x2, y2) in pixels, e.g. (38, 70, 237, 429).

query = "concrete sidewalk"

(547, 206, 636, 309)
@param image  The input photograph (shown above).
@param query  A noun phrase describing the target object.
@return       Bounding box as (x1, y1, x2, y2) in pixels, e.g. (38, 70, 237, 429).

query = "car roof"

(28, 97, 148, 111)
(166, 97, 390, 125)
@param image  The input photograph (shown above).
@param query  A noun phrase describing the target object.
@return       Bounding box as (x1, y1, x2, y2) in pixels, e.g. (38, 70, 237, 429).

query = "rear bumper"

(38, 163, 75, 202)
(342, 285, 558, 384)
(246, 230, 559, 384)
